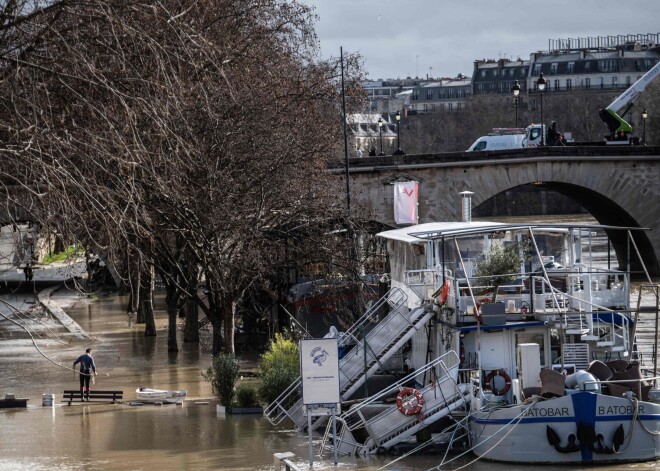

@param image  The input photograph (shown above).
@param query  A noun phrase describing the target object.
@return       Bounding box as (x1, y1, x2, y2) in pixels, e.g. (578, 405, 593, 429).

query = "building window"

(412, 90, 419, 100)
(448, 103, 453, 110)
(481, 70, 487, 77)
(551, 63, 558, 75)
(567, 62, 574, 74)
(626, 76, 631, 87)
(599, 59, 618, 72)
(566, 79, 572, 91)
(426, 89, 433, 100)
(457, 103, 462, 110)
(584, 61, 591, 71)
(534, 64, 541, 76)
(509, 69, 515, 76)
(585, 77, 591, 89)
(599, 77, 604, 89)
(554, 79, 560, 91)
(612, 76, 618, 88)
(423, 104, 428, 111)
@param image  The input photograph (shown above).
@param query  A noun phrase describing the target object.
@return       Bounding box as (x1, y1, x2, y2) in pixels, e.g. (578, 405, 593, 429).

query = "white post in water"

(459, 191, 474, 222)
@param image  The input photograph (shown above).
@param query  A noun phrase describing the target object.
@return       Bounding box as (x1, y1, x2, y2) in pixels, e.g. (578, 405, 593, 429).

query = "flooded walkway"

(0, 287, 434, 470)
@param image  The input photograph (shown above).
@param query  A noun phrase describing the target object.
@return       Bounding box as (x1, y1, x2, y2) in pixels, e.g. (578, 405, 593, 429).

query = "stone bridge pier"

(342, 146, 660, 277)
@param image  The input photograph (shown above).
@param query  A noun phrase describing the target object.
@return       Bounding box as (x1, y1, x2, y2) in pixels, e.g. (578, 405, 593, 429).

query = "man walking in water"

(73, 348, 97, 401)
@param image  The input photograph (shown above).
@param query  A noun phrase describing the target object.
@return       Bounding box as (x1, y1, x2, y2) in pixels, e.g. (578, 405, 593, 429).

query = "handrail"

(340, 350, 460, 415)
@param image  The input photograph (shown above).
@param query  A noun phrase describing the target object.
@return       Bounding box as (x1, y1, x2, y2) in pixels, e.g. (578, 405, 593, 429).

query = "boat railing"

(405, 268, 452, 303)
(339, 287, 408, 346)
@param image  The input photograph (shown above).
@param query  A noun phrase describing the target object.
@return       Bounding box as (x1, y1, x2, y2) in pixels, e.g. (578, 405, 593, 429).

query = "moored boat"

(136, 387, 187, 404)
(375, 219, 660, 464)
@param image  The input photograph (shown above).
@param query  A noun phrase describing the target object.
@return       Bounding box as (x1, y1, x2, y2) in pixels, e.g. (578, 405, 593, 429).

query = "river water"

(0, 215, 658, 471)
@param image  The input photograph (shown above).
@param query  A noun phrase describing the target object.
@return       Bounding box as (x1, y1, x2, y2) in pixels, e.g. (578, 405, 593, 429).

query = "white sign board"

(300, 338, 340, 406)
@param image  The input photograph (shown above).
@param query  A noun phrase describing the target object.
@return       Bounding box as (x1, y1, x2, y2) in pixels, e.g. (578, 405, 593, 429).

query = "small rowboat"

(136, 387, 187, 404)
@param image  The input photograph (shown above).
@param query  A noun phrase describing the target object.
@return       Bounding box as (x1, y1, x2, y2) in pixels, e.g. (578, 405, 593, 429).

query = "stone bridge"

(339, 146, 660, 276)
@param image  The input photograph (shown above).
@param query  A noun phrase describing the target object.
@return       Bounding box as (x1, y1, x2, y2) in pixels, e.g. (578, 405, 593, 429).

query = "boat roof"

(376, 221, 505, 243)
(377, 221, 650, 243)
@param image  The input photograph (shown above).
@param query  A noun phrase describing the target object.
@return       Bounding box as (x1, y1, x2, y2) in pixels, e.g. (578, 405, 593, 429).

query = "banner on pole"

(393, 181, 418, 225)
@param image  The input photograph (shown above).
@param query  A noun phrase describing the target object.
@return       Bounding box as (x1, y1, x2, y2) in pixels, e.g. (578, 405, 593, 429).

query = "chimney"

(459, 191, 474, 222)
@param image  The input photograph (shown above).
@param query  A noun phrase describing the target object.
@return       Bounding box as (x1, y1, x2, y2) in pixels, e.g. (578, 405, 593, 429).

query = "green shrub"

(202, 353, 240, 406)
(235, 384, 259, 408)
(258, 334, 299, 404)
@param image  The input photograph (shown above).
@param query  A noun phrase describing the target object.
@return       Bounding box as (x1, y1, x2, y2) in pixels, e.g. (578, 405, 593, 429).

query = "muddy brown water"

(1, 272, 658, 471)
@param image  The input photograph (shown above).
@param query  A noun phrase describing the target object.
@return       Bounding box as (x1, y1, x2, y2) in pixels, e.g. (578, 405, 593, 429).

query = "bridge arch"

(476, 182, 657, 277)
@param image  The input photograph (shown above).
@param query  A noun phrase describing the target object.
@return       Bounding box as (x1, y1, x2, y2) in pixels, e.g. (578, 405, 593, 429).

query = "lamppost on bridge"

(642, 109, 648, 145)
(537, 73, 547, 146)
(377, 117, 385, 155)
(512, 80, 521, 128)
(393, 111, 405, 155)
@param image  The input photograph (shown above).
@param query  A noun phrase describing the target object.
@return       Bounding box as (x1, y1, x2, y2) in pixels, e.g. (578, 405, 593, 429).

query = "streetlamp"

(393, 111, 405, 155)
(642, 109, 648, 145)
(512, 80, 521, 128)
(537, 73, 547, 146)
(377, 117, 385, 155)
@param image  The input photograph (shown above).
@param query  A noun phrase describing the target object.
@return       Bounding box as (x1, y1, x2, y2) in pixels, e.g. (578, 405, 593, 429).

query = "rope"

(415, 398, 540, 471)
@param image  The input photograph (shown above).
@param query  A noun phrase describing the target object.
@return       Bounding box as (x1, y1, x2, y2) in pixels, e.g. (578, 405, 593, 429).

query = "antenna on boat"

(459, 191, 474, 222)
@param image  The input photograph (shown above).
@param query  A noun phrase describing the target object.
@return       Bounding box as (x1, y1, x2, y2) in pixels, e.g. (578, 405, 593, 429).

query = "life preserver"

(484, 369, 512, 396)
(396, 388, 424, 416)
(439, 280, 450, 305)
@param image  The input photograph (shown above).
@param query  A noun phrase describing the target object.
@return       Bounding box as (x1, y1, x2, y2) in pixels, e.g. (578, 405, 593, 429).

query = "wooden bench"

(63, 390, 123, 405)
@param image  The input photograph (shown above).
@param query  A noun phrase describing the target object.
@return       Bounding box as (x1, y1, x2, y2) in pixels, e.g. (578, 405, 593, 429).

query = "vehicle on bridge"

(466, 131, 526, 151)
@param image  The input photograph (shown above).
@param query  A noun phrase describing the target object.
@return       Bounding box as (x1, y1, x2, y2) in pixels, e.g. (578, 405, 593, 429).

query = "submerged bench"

(62, 390, 123, 405)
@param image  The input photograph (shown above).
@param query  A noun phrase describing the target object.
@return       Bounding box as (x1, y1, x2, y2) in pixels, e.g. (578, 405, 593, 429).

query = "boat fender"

(485, 369, 512, 396)
(396, 388, 424, 416)
(439, 280, 450, 305)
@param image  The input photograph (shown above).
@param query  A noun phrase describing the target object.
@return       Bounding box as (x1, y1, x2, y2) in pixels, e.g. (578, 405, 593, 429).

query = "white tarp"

(394, 181, 418, 225)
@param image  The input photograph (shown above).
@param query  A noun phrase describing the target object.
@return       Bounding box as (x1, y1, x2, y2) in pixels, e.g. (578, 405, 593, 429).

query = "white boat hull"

(136, 388, 187, 404)
(470, 391, 660, 463)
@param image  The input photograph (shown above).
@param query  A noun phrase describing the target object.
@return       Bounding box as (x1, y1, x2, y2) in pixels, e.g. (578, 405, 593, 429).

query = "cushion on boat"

(540, 368, 566, 398)
(605, 359, 628, 372)
(587, 360, 614, 381)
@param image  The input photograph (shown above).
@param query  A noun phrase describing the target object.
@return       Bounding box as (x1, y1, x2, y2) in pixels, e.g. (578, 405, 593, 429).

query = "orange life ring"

(396, 387, 424, 416)
(484, 369, 512, 396)
(439, 280, 450, 305)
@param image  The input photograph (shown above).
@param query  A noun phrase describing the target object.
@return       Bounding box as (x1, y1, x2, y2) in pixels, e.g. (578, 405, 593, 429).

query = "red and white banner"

(393, 181, 418, 225)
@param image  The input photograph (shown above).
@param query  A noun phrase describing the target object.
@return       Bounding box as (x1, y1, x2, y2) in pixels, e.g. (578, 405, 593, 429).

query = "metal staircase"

(264, 288, 435, 430)
(319, 351, 469, 455)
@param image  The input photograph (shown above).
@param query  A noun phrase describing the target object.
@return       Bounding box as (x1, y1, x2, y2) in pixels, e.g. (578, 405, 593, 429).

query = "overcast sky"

(300, 0, 660, 80)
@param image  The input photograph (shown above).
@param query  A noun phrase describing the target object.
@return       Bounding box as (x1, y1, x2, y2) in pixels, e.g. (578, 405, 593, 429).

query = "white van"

(466, 133, 525, 151)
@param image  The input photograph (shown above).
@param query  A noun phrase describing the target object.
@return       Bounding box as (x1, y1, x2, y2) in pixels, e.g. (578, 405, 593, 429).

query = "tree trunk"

(222, 297, 235, 354)
(212, 323, 223, 355)
(141, 281, 157, 337)
(183, 296, 199, 343)
(165, 283, 179, 353)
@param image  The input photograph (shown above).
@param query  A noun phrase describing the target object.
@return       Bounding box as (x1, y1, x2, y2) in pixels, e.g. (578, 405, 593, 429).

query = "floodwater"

(1, 215, 659, 470)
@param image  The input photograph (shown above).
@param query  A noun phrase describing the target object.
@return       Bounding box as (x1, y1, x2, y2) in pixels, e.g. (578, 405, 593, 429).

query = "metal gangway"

(319, 350, 469, 455)
(264, 287, 434, 430)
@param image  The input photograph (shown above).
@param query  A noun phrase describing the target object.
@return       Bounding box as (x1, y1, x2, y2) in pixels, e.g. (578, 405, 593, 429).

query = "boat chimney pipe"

(459, 191, 474, 222)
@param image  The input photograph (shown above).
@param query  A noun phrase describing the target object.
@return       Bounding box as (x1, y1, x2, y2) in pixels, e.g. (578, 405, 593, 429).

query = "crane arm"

(600, 61, 660, 135)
